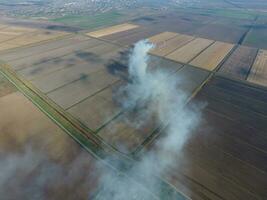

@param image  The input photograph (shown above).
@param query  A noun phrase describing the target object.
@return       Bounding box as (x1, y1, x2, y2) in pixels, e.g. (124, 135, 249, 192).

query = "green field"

(175, 7, 265, 20)
(51, 11, 124, 30)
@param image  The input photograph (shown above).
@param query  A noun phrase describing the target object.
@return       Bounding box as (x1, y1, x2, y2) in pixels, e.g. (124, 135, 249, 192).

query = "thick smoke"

(97, 40, 202, 199)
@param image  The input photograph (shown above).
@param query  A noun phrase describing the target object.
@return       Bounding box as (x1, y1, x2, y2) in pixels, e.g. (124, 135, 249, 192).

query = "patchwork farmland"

(0, 9, 267, 200)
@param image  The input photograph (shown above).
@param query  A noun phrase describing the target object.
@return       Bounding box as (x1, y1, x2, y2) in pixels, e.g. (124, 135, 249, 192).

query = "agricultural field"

(0, 73, 16, 97)
(0, 24, 69, 52)
(51, 11, 124, 30)
(0, 90, 99, 199)
(247, 49, 267, 87)
(87, 23, 139, 38)
(242, 27, 267, 50)
(1, 7, 267, 199)
(47, 68, 120, 109)
(149, 33, 194, 57)
(193, 22, 249, 43)
(159, 75, 267, 200)
(148, 31, 178, 44)
(189, 41, 234, 71)
(97, 64, 210, 153)
(166, 38, 214, 63)
(68, 81, 123, 131)
(219, 45, 258, 79)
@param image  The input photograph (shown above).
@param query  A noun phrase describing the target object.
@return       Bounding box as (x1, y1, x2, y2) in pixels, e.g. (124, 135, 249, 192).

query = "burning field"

(0, 18, 267, 199)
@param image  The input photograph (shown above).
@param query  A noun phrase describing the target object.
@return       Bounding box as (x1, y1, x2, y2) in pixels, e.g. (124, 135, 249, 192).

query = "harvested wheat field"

(0, 43, 20, 52)
(86, 23, 139, 38)
(166, 38, 214, 64)
(0, 26, 35, 36)
(190, 41, 234, 71)
(0, 27, 68, 52)
(148, 31, 178, 44)
(0, 35, 88, 62)
(247, 49, 267, 87)
(6, 30, 68, 46)
(68, 81, 123, 131)
(32, 63, 104, 93)
(219, 45, 258, 79)
(149, 34, 194, 57)
(1, 25, 36, 34)
(9, 38, 102, 71)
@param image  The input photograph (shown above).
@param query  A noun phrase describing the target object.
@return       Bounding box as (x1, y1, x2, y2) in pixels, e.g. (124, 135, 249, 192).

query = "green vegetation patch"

(51, 11, 124, 30)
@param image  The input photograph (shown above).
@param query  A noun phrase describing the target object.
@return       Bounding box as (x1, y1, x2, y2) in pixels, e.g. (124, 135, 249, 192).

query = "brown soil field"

(0, 35, 88, 62)
(166, 38, 214, 64)
(0, 73, 16, 98)
(132, 14, 205, 36)
(9, 38, 103, 70)
(149, 34, 194, 57)
(174, 65, 210, 95)
(47, 69, 119, 109)
(148, 55, 184, 75)
(68, 81, 123, 131)
(148, 32, 178, 44)
(0, 92, 99, 199)
(146, 75, 267, 200)
(189, 41, 234, 71)
(219, 45, 258, 79)
(86, 23, 139, 38)
(198, 76, 267, 132)
(247, 49, 267, 87)
(190, 76, 267, 198)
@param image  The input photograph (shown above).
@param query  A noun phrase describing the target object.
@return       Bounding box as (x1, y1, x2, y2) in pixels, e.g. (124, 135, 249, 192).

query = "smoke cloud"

(0, 40, 202, 200)
(96, 40, 202, 199)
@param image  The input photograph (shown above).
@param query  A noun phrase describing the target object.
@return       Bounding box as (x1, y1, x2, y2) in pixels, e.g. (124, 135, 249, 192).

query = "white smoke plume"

(0, 40, 202, 200)
(96, 40, 202, 199)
